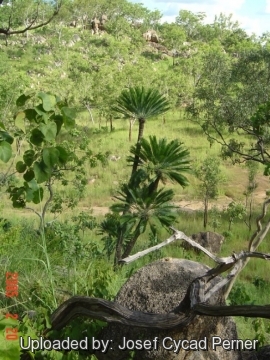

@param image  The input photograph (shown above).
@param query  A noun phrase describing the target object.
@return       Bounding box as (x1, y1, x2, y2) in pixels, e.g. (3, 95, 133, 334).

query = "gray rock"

(182, 231, 224, 255)
(97, 258, 240, 360)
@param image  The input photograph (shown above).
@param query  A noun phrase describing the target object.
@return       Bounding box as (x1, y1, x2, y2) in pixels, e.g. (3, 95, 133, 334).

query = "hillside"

(1, 1, 270, 359)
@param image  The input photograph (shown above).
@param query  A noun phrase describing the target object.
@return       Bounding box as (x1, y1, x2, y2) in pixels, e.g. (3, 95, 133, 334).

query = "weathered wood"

(194, 303, 270, 319)
(50, 296, 270, 332)
(120, 228, 222, 264)
(50, 296, 195, 331)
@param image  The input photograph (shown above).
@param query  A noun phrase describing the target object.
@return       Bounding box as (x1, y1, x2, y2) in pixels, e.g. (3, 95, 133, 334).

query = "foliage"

(227, 283, 251, 306)
(0, 315, 20, 360)
(226, 201, 246, 231)
(112, 87, 170, 126)
(0, 92, 107, 229)
(0, 0, 62, 37)
(1, 4, 270, 358)
(194, 157, 225, 228)
(210, 206, 222, 232)
(127, 135, 190, 192)
(189, 47, 270, 169)
(99, 135, 190, 264)
(112, 86, 171, 178)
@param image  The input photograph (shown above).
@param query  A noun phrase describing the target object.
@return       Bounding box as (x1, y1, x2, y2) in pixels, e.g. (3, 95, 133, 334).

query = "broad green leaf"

(33, 187, 44, 204)
(43, 147, 60, 168)
(0, 121, 6, 130)
(0, 130, 13, 144)
(8, 186, 26, 208)
(23, 150, 36, 166)
(34, 104, 51, 123)
(0, 316, 20, 360)
(25, 181, 43, 203)
(15, 111, 26, 131)
(25, 187, 34, 202)
(55, 146, 69, 164)
(38, 92, 56, 112)
(39, 122, 57, 142)
(16, 93, 32, 107)
(53, 115, 64, 135)
(13, 197, 26, 208)
(24, 109, 38, 122)
(33, 161, 52, 183)
(30, 128, 44, 146)
(23, 169, 35, 182)
(0, 141, 12, 163)
(24, 179, 39, 191)
(16, 161, 27, 173)
(61, 107, 76, 129)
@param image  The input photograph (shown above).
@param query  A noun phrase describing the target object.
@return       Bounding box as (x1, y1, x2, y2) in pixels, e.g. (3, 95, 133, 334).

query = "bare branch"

(25, 207, 42, 221)
(0, 0, 62, 36)
(249, 198, 270, 251)
(120, 228, 221, 264)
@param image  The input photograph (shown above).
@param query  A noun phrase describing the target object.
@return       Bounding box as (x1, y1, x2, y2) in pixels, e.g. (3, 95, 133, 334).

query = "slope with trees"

(1, 2, 270, 359)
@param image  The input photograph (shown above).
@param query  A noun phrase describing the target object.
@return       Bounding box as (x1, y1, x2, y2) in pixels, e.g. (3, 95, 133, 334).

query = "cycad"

(111, 184, 176, 259)
(112, 87, 170, 174)
(128, 135, 190, 192)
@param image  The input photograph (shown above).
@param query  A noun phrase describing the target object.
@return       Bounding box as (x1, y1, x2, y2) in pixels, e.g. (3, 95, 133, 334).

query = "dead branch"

(120, 228, 221, 265)
(121, 228, 270, 267)
(49, 296, 195, 332)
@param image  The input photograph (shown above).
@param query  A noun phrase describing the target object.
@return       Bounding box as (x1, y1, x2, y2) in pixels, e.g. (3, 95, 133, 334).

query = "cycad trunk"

(131, 118, 145, 175)
(122, 219, 143, 259)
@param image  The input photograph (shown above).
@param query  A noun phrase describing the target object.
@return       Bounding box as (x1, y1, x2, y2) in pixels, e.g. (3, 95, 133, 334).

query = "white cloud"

(266, 0, 270, 13)
(134, 0, 269, 35)
(175, 1, 269, 35)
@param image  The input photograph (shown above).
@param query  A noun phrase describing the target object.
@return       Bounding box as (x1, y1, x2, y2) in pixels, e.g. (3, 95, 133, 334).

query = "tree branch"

(0, 0, 62, 36)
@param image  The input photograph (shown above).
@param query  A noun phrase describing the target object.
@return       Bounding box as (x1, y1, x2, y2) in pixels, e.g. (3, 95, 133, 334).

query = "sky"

(129, 0, 270, 36)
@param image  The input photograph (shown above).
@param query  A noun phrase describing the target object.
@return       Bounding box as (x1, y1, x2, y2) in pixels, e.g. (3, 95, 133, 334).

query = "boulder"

(97, 258, 240, 360)
(143, 30, 159, 43)
(182, 232, 224, 255)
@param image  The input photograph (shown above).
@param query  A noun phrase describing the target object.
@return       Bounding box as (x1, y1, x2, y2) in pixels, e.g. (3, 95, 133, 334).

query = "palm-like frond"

(127, 135, 190, 188)
(111, 185, 176, 229)
(111, 87, 170, 120)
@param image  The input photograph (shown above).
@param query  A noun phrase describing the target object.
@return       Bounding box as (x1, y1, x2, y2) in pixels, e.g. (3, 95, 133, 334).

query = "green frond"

(111, 86, 170, 120)
(128, 135, 191, 188)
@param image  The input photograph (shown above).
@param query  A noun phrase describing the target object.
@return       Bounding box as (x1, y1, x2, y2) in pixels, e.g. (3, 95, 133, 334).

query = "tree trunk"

(110, 115, 113, 132)
(131, 118, 145, 175)
(114, 230, 124, 268)
(122, 219, 144, 260)
(203, 197, 208, 228)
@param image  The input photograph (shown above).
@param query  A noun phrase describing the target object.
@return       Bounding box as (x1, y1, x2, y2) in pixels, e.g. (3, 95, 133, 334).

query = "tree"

(226, 201, 246, 231)
(127, 135, 190, 193)
(176, 10, 206, 40)
(189, 48, 270, 167)
(100, 136, 190, 265)
(112, 87, 170, 175)
(0, 0, 62, 38)
(194, 157, 225, 228)
(111, 185, 177, 260)
(189, 45, 270, 297)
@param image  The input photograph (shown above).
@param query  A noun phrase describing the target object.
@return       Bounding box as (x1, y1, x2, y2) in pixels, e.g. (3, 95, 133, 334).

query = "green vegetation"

(1, 0, 270, 359)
